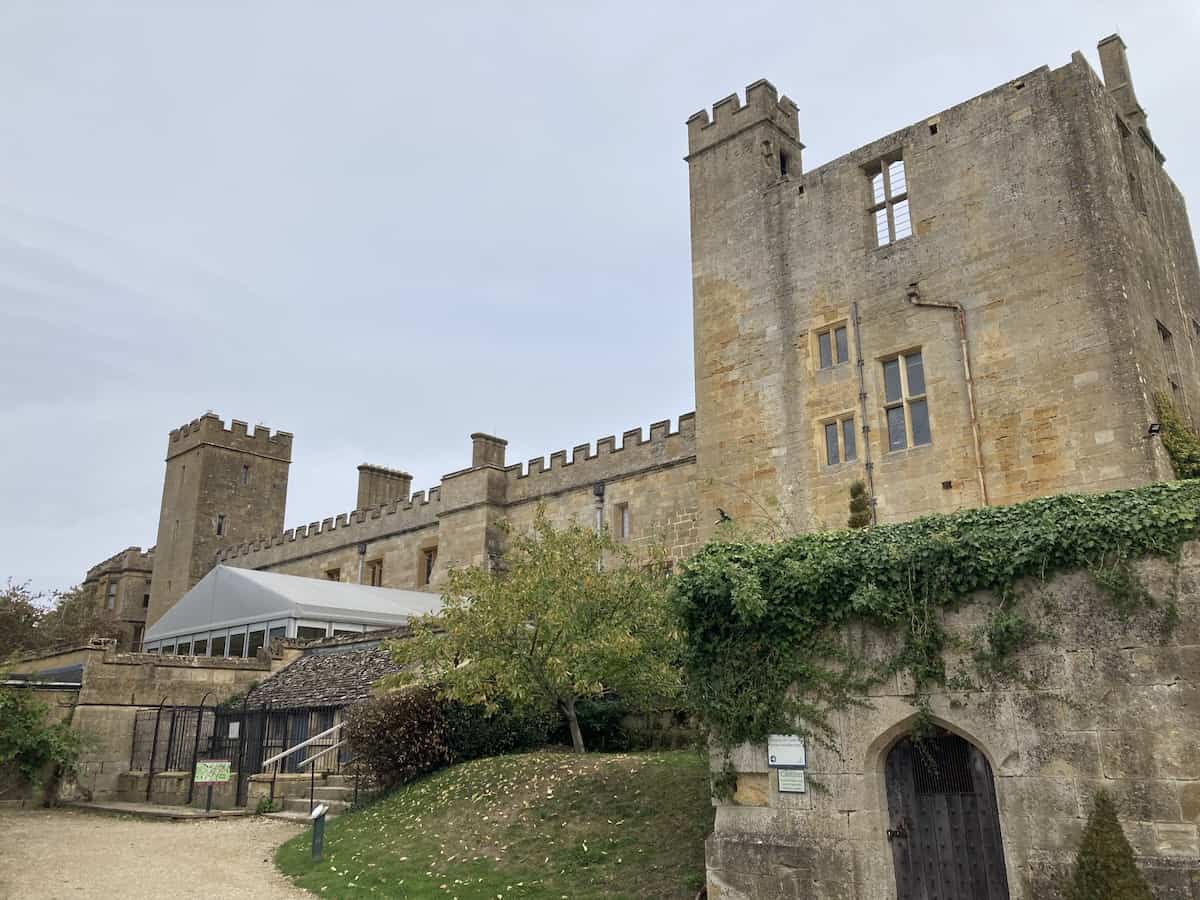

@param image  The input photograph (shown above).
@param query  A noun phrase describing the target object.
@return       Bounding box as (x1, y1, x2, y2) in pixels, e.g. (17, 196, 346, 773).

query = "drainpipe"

(356, 542, 367, 584)
(592, 483, 605, 572)
(905, 284, 989, 507)
(851, 302, 879, 524)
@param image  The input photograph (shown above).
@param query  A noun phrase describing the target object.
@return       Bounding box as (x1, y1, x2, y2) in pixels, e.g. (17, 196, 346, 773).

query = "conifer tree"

(847, 480, 871, 529)
(1064, 791, 1152, 900)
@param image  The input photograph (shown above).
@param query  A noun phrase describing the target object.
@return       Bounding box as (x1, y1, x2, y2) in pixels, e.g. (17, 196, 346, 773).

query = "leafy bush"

(0, 684, 84, 787)
(344, 686, 453, 791)
(548, 697, 631, 751)
(847, 480, 872, 529)
(443, 699, 557, 761)
(347, 689, 559, 790)
(672, 480, 1200, 750)
(1064, 791, 1152, 900)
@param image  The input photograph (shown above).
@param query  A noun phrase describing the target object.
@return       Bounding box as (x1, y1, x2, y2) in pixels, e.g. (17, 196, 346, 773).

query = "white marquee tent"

(142, 565, 442, 657)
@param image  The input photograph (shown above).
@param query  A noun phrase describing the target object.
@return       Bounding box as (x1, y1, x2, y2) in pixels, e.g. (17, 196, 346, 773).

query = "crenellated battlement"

(216, 413, 696, 568)
(215, 482, 442, 564)
(686, 79, 800, 158)
(166, 412, 293, 461)
(85, 546, 154, 581)
(503, 412, 696, 503)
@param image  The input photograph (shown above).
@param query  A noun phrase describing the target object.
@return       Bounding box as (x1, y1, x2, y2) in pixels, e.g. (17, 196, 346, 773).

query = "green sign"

(194, 759, 232, 784)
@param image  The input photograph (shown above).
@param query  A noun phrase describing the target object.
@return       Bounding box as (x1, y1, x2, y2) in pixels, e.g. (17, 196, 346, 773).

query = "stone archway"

(884, 729, 1010, 899)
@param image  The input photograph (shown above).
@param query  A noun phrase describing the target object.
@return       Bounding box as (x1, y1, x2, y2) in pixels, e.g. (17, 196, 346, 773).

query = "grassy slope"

(276, 750, 712, 899)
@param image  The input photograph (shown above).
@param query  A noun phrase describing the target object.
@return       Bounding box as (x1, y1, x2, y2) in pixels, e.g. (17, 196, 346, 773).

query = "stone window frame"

(880, 349, 932, 453)
(105, 579, 118, 610)
(814, 320, 851, 371)
(365, 558, 384, 587)
(866, 153, 912, 247)
(418, 543, 438, 588)
(325, 567, 341, 582)
(820, 412, 859, 467)
(1158, 319, 1184, 402)
(613, 502, 632, 541)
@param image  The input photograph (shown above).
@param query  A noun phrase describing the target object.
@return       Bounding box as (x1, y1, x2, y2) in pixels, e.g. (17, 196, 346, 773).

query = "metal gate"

(884, 731, 1010, 899)
(129, 702, 347, 806)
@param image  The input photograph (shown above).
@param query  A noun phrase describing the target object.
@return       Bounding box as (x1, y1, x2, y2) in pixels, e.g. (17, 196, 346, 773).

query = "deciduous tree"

(388, 510, 681, 753)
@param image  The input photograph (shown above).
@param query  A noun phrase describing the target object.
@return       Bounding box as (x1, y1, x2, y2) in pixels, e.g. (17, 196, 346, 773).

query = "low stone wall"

(246, 773, 324, 811)
(707, 544, 1200, 900)
(9, 644, 299, 801)
(116, 771, 239, 808)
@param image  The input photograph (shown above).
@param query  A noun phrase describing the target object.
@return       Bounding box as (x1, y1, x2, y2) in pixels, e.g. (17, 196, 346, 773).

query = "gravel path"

(0, 809, 308, 899)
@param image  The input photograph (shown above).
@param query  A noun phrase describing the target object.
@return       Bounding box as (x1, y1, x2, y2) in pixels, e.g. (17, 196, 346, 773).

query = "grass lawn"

(276, 749, 712, 899)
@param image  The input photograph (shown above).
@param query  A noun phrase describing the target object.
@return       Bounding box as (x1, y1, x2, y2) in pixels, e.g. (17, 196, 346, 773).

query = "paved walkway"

(0, 808, 308, 899)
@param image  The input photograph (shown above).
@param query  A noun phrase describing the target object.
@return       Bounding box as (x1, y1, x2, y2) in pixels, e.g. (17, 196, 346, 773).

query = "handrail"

(261, 722, 343, 769)
(296, 739, 347, 772)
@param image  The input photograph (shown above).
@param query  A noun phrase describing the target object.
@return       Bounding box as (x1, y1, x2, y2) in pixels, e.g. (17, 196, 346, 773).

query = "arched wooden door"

(884, 730, 1010, 899)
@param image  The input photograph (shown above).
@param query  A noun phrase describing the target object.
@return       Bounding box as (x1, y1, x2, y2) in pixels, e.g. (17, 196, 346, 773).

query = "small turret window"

(216, 514, 226, 536)
(240, 465, 250, 486)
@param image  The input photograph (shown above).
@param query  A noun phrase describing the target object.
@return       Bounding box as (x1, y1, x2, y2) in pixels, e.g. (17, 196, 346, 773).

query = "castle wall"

(216, 415, 699, 586)
(687, 46, 1198, 539)
(706, 543, 1200, 900)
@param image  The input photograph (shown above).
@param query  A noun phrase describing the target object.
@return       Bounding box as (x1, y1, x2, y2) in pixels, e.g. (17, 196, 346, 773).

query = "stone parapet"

(166, 412, 292, 462)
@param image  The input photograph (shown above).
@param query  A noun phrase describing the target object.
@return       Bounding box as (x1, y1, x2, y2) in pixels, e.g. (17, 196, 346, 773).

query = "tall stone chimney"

(356, 464, 412, 509)
(471, 433, 507, 468)
(1098, 34, 1148, 132)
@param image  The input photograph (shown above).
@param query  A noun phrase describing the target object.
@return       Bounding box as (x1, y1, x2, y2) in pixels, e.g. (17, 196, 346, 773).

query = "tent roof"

(143, 565, 441, 642)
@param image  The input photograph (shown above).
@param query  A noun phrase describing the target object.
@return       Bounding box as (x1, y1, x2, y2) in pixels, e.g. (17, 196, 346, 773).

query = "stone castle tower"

(686, 38, 1198, 541)
(146, 413, 292, 625)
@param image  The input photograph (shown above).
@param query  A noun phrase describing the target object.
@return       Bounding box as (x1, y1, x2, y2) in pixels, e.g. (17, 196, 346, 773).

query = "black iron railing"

(129, 700, 351, 807)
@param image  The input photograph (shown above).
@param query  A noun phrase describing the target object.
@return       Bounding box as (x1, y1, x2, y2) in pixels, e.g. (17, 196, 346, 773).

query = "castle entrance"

(884, 730, 1009, 899)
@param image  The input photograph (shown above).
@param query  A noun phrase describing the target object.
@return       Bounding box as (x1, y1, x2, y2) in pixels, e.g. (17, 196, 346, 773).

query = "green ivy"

(1154, 392, 1200, 479)
(671, 480, 1199, 751)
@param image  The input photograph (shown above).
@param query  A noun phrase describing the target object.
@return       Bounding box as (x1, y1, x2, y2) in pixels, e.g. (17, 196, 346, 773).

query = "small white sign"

(767, 734, 806, 768)
(227, 721, 240, 739)
(777, 768, 807, 794)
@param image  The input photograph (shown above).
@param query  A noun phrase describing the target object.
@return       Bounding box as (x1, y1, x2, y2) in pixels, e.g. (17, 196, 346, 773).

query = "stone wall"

(8, 644, 295, 801)
(115, 771, 238, 808)
(686, 41, 1198, 545)
(706, 542, 1200, 899)
(216, 414, 700, 586)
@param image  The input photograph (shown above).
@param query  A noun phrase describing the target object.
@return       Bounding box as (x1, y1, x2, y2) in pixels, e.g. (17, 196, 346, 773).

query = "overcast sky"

(2, 1, 1198, 594)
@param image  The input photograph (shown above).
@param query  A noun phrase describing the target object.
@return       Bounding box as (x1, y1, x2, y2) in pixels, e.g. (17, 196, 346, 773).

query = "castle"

(85, 35, 1198, 651)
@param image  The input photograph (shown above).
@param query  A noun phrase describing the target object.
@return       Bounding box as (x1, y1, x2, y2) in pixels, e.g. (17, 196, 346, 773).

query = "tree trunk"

(561, 697, 586, 753)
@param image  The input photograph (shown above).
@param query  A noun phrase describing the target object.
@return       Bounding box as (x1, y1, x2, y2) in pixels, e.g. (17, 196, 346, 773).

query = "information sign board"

(777, 768, 807, 794)
(767, 734, 806, 768)
(193, 759, 232, 784)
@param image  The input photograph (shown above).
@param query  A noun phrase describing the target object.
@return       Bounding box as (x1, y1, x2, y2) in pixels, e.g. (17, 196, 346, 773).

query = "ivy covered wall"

(674, 482, 1200, 899)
